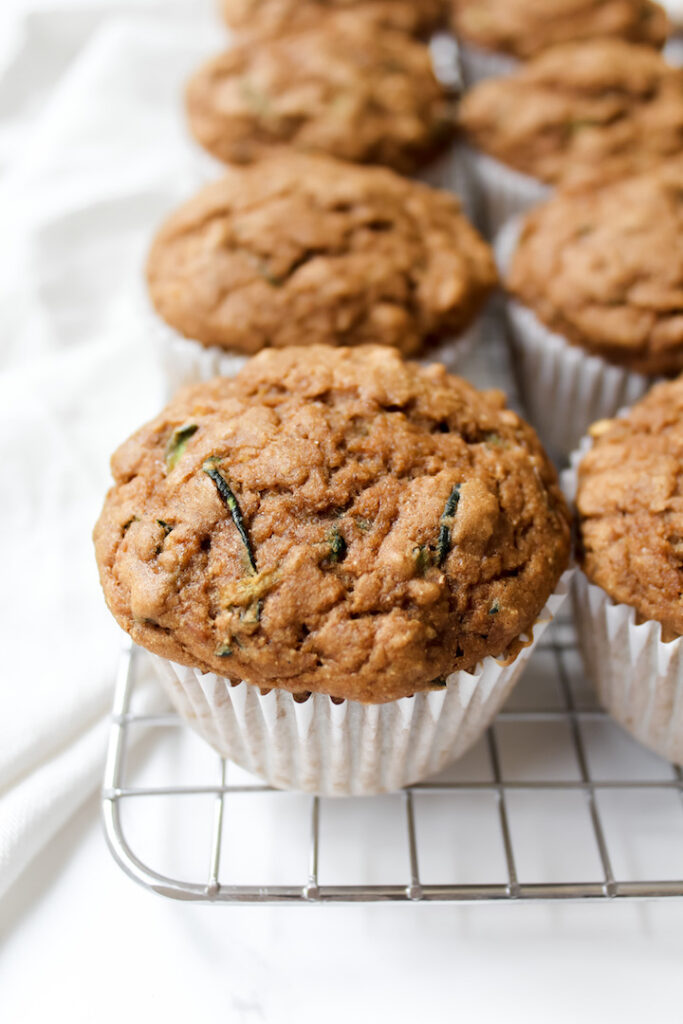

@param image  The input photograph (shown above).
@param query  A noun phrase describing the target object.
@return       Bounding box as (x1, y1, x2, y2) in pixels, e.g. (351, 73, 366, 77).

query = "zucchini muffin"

(459, 40, 683, 189)
(220, 0, 446, 37)
(94, 345, 571, 705)
(450, 0, 669, 60)
(568, 382, 683, 763)
(186, 17, 456, 173)
(507, 156, 683, 378)
(146, 154, 497, 357)
(576, 379, 683, 639)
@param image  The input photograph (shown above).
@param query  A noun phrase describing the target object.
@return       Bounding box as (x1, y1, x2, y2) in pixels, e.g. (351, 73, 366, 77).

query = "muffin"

(186, 17, 456, 174)
(499, 157, 683, 456)
(220, 0, 447, 38)
(146, 154, 497, 385)
(566, 379, 683, 763)
(94, 344, 571, 793)
(450, 0, 669, 85)
(458, 40, 683, 230)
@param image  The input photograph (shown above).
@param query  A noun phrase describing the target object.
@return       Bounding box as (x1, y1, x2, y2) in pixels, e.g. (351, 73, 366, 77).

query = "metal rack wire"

(102, 621, 683, 904)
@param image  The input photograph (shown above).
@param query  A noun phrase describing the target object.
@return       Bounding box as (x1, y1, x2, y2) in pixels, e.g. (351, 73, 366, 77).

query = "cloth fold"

(0, 2, 221, 899)
(0, 331, 165, 900)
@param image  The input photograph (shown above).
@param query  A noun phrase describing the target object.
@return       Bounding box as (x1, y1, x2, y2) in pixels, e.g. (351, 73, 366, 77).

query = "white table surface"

(1, 2, 683, 1020)
(3, 796, 683, 1024)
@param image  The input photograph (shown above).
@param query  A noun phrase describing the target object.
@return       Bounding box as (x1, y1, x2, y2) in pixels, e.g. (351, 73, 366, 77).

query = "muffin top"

(93, 345, 571, 703)
(146, 155, 496, 356)
(220, 0, 446, 37)
(450, 0, 669, 59)
(186, 18, 455, 174)
(458, 40, 683, 187)
(577, 377, 683, 639)
(507, 157, 683, 377)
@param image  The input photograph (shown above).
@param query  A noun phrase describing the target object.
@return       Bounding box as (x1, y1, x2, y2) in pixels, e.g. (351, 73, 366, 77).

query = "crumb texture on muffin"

(186, 18, 455, 173)
(577, 377, 683, 639)
(146, 155, 497, 355)
(458, 40, 683, 187)
(94, 346, 570, 703)
(450, 0, 669, 58)
(221, 0, 446, 36)
(507, 157, 683, 377)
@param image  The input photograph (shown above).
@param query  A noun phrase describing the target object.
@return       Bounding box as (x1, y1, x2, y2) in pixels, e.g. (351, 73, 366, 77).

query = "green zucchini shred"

(166, 423, 199, 471)
(437, 485, 461, 568)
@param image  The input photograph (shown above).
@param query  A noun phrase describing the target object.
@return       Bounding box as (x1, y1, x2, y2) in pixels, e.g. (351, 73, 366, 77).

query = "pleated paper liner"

(153, 309, 486, 398)
(457, 42, 518, 87)
(152, 572, 572, 796)
(459, 144, 551, 238)
(562, 446, 683, 764)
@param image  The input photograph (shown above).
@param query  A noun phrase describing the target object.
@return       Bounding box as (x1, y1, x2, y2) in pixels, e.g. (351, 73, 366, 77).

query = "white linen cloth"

(0, 0, 222, 900)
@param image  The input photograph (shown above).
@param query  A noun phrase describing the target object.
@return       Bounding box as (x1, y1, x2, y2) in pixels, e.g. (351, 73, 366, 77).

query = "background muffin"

(220, 0, 447, 37)
(576, 381, 683, 638)
(146, 154, 496, 357)
(186, 17, 456, 173)
(459, 40, 683, 189)
(450, 0, 669, 60)
(507, 157, 683, 377)
(94, 345, 570, 703)
(567, 381, 683, 763)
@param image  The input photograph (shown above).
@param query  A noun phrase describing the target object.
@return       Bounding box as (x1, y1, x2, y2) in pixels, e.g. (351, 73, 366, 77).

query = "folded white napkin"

(0, 333, 164, 898)
(0, 1, 220, 900)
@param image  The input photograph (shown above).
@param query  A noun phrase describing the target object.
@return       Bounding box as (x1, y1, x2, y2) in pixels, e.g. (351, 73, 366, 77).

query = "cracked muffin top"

(449, 0, 669, 59)
(220, 0, 446, 37)
(146, 155, 496, 356)
(506, 157, 683, 377)
(186, 17, 456, 174)
(93, 345, 571, 703)
(577, 377, 683, 639)
(458, 40, 683, 188)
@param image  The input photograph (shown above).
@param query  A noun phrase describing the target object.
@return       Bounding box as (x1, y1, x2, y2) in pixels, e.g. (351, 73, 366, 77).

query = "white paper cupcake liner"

(562, 448, 683, 764)
(664, 34, 683, 67)
(150, 292, 485, 396)
(457, 42, 518, 87)
(460, 145, 551, 238)
(152, 572, 571, 796)
(417, 140, 480, 223)
(159, 326, 248, 397)
(429, 30, 462, 92)
(155, 316, 482, 396)
(495, 218, 651, 459)
(419, 317, 482, 373)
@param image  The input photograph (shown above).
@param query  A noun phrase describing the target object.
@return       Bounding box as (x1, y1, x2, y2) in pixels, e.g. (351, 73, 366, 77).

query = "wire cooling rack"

(101, 310, 683, 906)
(102, 619, 683, 905)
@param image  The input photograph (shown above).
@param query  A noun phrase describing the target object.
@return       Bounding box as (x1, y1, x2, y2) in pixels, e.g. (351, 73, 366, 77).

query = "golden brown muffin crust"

(186, 18, 455, 174)
(221, 0, 446, 37)
(94, 345, 571, 703)
(507, 157, 683, 377)
(577, 378, 683, 639)
(146, 155, 497, 355)
(450, 0, 668, 59)
(458, 40, 683, 188)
